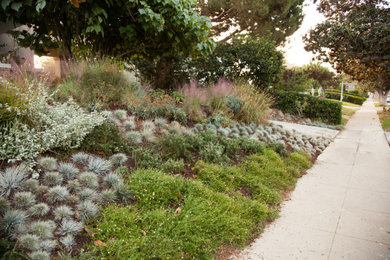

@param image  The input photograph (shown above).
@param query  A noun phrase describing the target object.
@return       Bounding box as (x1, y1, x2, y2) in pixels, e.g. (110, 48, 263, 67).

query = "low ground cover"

(378, 111, 390, 131)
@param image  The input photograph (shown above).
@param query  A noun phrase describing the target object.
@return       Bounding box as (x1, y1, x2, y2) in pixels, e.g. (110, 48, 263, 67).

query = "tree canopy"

(0, 0, 214, 61)
(199, 0, 305, 44)
(304, 0, 390, 102)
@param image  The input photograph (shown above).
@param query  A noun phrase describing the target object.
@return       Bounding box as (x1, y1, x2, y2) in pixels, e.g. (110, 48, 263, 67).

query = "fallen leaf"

(152, 192, 155, 199)
(98, 151, 104, 155)
(192, 174, 197, 179)
(175, 207, 181, 214)
(84, 227, 97, 236)
(94, 240, 108, 248)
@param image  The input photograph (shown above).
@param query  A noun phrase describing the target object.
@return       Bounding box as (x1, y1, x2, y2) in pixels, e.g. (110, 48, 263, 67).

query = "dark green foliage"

(199, 142, 228, 163)
(132, 147, 162, 169)
(78, 122, 131, 156)
(0, 238, 28, 259)
(325, 92, 365, 105)
(271, 90, 342, 124)
(130, 104, 187, 124)
(161, 159, 185, 174)
(159, 134, 194, 160)
(239, 137, 266, 154)
(267, 142, 288, 157)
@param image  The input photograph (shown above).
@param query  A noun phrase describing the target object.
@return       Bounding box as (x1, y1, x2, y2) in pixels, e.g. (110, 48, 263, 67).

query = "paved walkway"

(236, 99, 390, 260)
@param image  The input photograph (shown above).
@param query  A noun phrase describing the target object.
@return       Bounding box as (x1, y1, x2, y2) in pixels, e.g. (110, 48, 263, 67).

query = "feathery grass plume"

(67, 179, 81, 193)
(114, 182, 135, 205)
(103, 173, 122, 188)
(54, 205, 74, 220)
(58, 163, 79, 180)
(109, 153, 128, 167)
(0, 165, 28, 196)
(36, 185, 49, 195)
(88, 156, 111, 176)
(47, 186, 69, 203)
(0, 209, 28, 236)
(123, 118, 136, 130)
(66, 194, 79, 205)
(71, 152, 90, 165)
(114, 109, 128, 120)
(79, 188, 99, 202)
(60, 234, 75, 252)
(100, 189, 117, 204)
(44, 172, 63, 186)
(29, 203, 50, 217)
(141, 129, 158, 143)
(154, 117, 168, 128)
(126, 131, 142, 144)
(30, 220, 56, 239)
(14, 191, 36, 208)
(58, 218, 83, 236)
(19, 234, 40, 251)
(40, 240, 57, 253)
(142, 120, 155, 131)
(0, 197, 10, 215)
(77, 200, 99, 222)
(23, 179, 39, 191)
(29, 250, 50, 260)
(181, 81, 207, 121)
(78, 172, 99, 188)
(38, 157, 57, 171)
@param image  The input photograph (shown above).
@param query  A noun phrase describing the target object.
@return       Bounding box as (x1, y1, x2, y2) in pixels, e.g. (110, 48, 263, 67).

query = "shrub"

(44, 171, 63, 186)
(13, 192, 36, 208)
(199, 142, 227, 163)
(325, 92, 365, 105)
(38, 157, 57, 171)
(132, 147, 162, 169)
(77, 201, 99, 222)
(46, 186, 70, 203)
(161, 159, 185, 174)
(126, 131, 143, 144)
(88, 156, 111, 176)
(29, 220, 56, 239)
(159, 134, 193, 160)
(109, 153, 128, 167)
(23, 178, 39, 191)
(78, 172, 99, 188)
(40, 240, 57, 253)
(54, 205, 74, 220)
(57, 219, 83, 236)
(60, 234, 75, 252)
(0, 165, 28, 196)
(19, 234, 40, 251)
(29, 203, 50, 217)
(0, 209, 28, 236)
(29, 250, 50, 260)
(239, 137, 266, 154)
(100, 189, 117, 204)
(271, 90, 342, 124)
(58, 163, 79, 180)
(0, 80, 29, 126)
(114, 182, 135, 205)
(78, 122, 131, 155)
(71, 152, 90, 165)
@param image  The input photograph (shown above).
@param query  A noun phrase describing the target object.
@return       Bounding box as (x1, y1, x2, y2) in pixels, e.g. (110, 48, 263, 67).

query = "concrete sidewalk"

(236, 100, 390, 260)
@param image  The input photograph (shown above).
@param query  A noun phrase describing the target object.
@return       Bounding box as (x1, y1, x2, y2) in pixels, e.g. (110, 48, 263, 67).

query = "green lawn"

(342, 101, 360, 107)
(378, 111, 390, 131)
(375, 103, 390, 107)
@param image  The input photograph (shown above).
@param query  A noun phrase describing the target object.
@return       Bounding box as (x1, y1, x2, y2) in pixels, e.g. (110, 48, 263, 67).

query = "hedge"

(325, 92, 365, 105)
(271, 90, 342, 125)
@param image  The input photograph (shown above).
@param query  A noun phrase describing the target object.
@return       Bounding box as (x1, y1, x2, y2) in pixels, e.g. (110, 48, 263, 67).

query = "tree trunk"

(153, 57, 175, 90)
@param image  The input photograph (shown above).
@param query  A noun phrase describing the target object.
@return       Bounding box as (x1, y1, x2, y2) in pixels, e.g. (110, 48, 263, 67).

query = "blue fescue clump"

(58, 163, 79, 180)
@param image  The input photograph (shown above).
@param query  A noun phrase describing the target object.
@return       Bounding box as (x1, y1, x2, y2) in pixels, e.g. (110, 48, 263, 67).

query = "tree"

(182, 38, 284, 88)
(0, 0, 214, 67)
(304, 0, 390, 103)
(199, 0, 305, 44)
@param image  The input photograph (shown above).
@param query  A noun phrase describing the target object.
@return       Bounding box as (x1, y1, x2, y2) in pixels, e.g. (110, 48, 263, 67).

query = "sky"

(281, 0, 332, 69)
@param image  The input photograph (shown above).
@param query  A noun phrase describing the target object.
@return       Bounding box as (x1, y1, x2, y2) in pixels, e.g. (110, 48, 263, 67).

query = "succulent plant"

(60, 234, 75, 252)
(71, 152, 90, 165)
(19, 234, 40, 251)
(23, 179, 39, 191)
(54, 205, 74, 220)
(44, 172, 63, 186)
(14, 191, 36, 208)
(29, 220, 56, 239)
(0, 165, 28, 196)
(47, 186, 70, 203)
(58, 218, 83, 236)
(78, 172, 99, 188)
(88, 156, 111, 176)
(77, 200, 99, 222)
(114, 109, 128, 120)
(109, 153, 128, 167)
(58, 163, 79, 180)
(29, 203, 50, 217)
(126, 131, 143, 144)
(39, 157, 57, 171)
